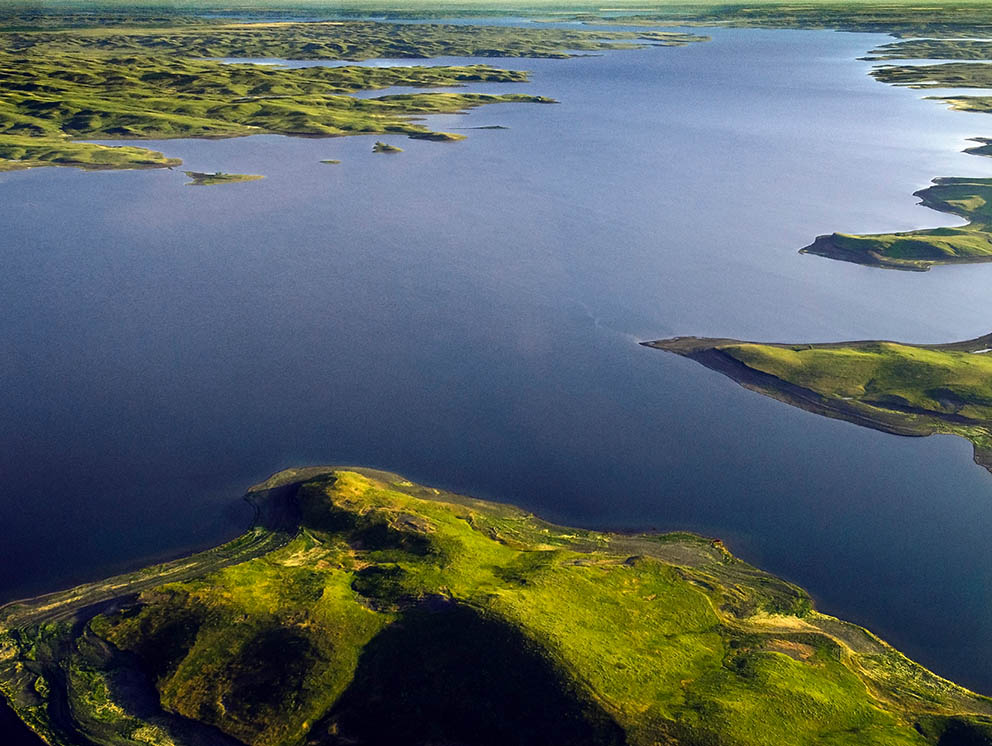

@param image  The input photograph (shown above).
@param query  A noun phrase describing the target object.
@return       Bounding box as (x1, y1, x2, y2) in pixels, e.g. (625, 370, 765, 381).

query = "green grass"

(800, 178, 992, 270)
(3, 469, 990, 746)
(0, 133, 180, 171)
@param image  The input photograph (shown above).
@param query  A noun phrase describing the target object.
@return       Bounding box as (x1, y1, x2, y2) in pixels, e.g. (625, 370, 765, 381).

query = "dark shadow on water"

(0, 696, 47, 746)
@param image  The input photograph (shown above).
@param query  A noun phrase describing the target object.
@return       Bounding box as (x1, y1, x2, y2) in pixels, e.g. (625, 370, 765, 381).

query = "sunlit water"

(3, 26, 992, 691)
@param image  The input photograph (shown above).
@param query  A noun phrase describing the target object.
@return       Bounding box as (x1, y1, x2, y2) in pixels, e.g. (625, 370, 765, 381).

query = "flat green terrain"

(2, 467, 991, 746)
(800, 177, 992, 270)
(647, 334, 992, 473)
(183, 170, 264, 185)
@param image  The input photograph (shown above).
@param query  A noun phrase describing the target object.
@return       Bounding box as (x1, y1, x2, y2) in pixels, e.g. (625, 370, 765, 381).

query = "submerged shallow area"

(3, 25, 992, 693)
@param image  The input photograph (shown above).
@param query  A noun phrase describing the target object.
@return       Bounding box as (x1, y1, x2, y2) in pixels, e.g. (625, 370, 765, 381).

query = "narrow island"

(183, 170, 263, 186)
(319, 159, 341, 165)
(2, 467, 991, 746)
(645, 334, 992, 473)
(800, 177, 992, 270)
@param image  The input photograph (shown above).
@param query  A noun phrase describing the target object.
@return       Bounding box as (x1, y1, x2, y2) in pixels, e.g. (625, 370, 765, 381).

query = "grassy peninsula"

(646, 334, 992, 473)
(800, 177, 992, 270)
(2, 467, 991, 746)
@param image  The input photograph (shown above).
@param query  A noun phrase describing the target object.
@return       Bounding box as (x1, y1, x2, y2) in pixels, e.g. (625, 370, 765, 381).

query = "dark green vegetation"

(2, 18, 698, 172)
(647, 334, 992, 473)
(872, 62, 992, 89)
(800, 177, 992, 270)
(3, 467, 992, 746)
(0, 20, 703, 59)
(866, 39, 992, 61)
(544, 2, 992, 38)
(183, 171, 264, 185)
(371, 141, 402, 152)
(966, 137, 992, 157)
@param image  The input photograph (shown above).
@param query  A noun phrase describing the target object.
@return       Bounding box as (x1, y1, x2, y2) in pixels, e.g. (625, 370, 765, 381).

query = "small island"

(407, 131, 466, 142)
(645, 334, 992, 472)
(372, 141, 403, 153)
(183, 170, 264, 186)
(320, 159, 341, 164)
(1, 467, 991, 746)
(800, 177, 992, 270)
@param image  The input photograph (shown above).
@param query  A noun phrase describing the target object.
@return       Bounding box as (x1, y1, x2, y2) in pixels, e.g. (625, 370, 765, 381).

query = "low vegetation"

(372, 141, 402, 153)
(0, 20, 703, 60)
(542, 3, 992, 38)
(183, 170, 264, 185)
(872, 62, 992, 89)
(800, 177, 992, 270)
(2, 468, 991, 746)
(647, 334, 992, 473)
(865, 39, 992, 61)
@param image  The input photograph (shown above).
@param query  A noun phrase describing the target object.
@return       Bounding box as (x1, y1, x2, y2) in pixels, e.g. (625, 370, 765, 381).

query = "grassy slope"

(0, 19, 702, 172)
(646, 334, 992, 472)
(2, 469, 991, 746)
(800, 178, 992, 270)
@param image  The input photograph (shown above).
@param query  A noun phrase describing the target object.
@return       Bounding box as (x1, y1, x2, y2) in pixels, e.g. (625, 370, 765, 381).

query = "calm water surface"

(3, 27, 992, 691)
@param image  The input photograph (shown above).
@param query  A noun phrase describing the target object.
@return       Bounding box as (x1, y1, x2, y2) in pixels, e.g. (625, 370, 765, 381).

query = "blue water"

(3, 27, 992, 691)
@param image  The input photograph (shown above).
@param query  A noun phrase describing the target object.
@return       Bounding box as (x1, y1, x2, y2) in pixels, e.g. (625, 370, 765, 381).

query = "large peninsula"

(2, 468, 991, 746)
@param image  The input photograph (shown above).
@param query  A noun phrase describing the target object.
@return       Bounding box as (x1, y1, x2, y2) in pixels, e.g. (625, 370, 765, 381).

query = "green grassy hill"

(2, 468, 991, 746)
